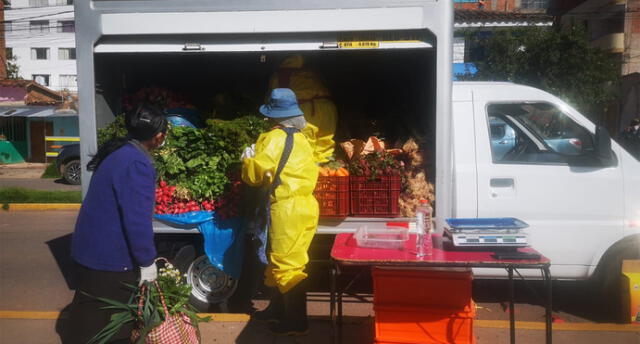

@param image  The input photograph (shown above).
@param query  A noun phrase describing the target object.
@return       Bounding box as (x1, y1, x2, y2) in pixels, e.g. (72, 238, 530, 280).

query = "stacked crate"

(372, 268, 476, 344)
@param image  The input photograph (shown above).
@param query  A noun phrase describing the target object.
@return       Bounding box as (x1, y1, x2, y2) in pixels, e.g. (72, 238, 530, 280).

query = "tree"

(6, 51, 20, 79)
(459, 24, 620, 123)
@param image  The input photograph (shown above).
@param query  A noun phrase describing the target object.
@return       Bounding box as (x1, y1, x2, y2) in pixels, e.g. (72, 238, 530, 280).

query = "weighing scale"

(444, 218, 529, 248)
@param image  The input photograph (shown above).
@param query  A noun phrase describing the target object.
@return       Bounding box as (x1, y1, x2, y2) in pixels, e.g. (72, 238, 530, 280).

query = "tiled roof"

(0, 79, 32, 88)
(455, 9, 554, 26)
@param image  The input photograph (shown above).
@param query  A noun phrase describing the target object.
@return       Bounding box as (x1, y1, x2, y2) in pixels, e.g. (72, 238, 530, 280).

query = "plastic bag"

(154, 211, 244, 280)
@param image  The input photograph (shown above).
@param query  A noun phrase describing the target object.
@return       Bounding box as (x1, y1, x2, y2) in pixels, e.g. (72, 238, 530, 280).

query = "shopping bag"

(131, 281, 200, 344)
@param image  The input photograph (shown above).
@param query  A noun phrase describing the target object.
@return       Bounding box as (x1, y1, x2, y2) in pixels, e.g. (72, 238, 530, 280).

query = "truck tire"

(593, 240, 640, 322)
(62, 160, 82, 185)
(186, 255, 238, 312)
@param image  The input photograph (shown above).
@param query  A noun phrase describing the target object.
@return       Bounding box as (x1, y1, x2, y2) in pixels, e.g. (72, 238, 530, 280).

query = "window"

(57, 0, 74, 4)
(29, 0, 49, 7)
(6, 48, 13, 60)
(58, 48, 76, 60)
(31, 48, 50, 60)
(4, 21, 12, 33)
(59, 75, 77, 89)
(58, 20, 75, 33)
(0, 118, 27, 142)
(487, 103, 594, 164)
(520, 0, 549, 10)
(29, 20, 49, 34)
(32, 74, 50, 86)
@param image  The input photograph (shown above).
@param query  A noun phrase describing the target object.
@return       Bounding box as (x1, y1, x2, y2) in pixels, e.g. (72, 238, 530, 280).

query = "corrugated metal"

(0, 106, 77, 118)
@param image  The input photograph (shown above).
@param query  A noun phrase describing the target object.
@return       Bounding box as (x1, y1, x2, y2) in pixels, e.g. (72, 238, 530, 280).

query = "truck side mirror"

(594, 126, 615, 167)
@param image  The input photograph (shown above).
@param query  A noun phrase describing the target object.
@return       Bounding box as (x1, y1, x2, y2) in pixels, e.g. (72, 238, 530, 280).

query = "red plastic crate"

(350, 175, 401, 217)
(374, 304, 476, 344)
(314, 176, 349, 217)
(372, 268, 473, 310)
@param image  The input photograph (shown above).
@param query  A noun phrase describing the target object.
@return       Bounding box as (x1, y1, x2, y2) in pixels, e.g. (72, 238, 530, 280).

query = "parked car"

(56, 143, 81, 185)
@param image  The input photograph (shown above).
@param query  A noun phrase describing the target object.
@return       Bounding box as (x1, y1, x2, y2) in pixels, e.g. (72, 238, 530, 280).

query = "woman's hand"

(241, 144, 256, 161)
(139, 263, 158, 286)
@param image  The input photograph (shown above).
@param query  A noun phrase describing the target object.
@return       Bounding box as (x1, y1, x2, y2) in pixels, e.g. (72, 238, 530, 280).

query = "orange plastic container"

(350, 175, 401, 217)
(314, 175, 350, 217)
(372, 268, 473, 311)
(374, 304, 476, 344)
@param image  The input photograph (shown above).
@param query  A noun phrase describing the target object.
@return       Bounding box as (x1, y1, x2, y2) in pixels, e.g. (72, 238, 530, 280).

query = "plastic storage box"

(350, 175, 401, 217)
(354, 225, 409, 250)
(374, 304, 476, 344)
(372, 268, 473, 310)
(314, 175, 349, 217)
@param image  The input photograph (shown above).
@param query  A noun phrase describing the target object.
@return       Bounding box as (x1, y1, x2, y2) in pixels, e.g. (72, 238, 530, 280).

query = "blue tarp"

(155, 211, 244, 279)
(453, 63, 478, 80)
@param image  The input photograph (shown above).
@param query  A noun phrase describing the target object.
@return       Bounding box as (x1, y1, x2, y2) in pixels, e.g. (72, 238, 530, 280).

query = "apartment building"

(4, 0, 77, 92)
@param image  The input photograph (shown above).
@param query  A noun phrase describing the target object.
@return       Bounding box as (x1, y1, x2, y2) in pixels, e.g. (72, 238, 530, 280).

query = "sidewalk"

(0, 163, 48, 179)
(0, 163, 81, 191)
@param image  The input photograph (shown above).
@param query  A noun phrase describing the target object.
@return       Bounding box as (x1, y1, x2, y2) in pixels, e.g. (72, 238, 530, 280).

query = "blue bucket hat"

(259, 88, 304, 118)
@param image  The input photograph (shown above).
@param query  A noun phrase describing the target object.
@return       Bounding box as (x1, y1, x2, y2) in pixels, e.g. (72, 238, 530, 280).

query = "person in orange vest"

(268, 55, 338, 163)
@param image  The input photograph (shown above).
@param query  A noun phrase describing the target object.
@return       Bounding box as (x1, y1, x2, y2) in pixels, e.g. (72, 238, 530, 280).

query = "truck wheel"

(596, 244, 640, 322)
(62, 160, 82, 185)
(186, 255, 238, 312)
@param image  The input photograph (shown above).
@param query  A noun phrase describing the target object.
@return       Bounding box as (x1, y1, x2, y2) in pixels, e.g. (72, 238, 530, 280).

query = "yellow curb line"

(475, 320, 640, 332)
(3, 203, 81, 211)
(0, 311, 249, 322)
(1, 311, 639, 332)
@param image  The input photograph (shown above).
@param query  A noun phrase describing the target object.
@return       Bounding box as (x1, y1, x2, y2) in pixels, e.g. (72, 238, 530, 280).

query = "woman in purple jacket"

(66, 105, 167, 343)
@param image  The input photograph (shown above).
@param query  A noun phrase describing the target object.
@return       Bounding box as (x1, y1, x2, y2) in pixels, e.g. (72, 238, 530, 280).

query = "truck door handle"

(490, 178, 514, 188)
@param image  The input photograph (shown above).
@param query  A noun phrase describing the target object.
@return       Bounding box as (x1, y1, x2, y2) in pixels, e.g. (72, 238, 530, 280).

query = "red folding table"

(330, 233, 552, 344)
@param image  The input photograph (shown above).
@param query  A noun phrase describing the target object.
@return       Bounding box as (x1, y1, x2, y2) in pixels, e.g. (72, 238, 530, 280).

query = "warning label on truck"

(338, 41, 380, 49)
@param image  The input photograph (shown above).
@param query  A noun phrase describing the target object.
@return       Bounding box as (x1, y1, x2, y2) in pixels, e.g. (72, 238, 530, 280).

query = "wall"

(624, 0, 640, 75)
(5, 0, 77, 91)
(52, 116, 78, 137)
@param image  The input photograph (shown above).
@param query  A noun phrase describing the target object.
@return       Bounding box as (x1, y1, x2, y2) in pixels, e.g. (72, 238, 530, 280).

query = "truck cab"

(452, 82, 640, 279)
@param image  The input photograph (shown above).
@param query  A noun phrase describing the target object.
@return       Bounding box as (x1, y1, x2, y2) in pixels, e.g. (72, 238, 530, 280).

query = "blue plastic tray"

(445, 217, 529, 230)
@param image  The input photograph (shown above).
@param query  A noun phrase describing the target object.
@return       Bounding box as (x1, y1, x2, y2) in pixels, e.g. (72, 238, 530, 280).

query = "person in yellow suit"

(269, 54, 338, 163)
(241, 88, 319, 335)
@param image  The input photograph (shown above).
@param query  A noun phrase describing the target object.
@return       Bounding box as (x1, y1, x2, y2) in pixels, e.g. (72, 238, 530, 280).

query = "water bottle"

(415, 199, 433, 257)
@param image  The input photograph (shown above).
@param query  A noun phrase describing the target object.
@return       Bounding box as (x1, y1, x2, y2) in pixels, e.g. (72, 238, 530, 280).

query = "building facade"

(561, 0, 640, 133)
(4, 0, 77, 92)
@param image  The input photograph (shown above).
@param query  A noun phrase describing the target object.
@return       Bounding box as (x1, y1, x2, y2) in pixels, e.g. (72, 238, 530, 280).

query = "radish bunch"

(154, 180, 216, 215)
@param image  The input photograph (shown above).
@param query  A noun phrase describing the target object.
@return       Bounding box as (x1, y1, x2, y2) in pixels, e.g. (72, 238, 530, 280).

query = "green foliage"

(347, 151, 403, 180)
(97, 114, 270, 200)
(155, 116, 269, 200)
(97, 115, 127, 146)
(460, 24, 620, 121)
(88, 262, 209, 344)
(0, 187, 81, 204)
(6, 52, 20, 79)
(41, 163, 62, 179)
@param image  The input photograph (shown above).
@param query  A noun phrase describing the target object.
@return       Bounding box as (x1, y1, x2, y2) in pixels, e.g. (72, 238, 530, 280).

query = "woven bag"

(131, 281, 200, 344)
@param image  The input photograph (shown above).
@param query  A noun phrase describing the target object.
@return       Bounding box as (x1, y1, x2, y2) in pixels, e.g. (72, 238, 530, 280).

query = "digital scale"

(444, 218, 529, 248)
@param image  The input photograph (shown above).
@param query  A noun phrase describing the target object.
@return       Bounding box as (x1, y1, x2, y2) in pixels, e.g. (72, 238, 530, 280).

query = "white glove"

(139, 263, 158, 286)
(240, 144, 256, 160)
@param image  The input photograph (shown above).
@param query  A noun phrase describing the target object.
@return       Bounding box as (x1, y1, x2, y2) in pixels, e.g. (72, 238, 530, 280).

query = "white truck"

(76, 1, 640, 309)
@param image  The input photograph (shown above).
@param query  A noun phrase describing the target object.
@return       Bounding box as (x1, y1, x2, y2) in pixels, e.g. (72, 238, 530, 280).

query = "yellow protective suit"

(242, 128, 320, 293)
(269, 55, 338, 163)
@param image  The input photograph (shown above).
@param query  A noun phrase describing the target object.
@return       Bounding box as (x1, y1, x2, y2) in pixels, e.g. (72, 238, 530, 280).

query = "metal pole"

(330, 266, 337, 344)
(508, 267, 515, 344)
(544, 267, 553, 344)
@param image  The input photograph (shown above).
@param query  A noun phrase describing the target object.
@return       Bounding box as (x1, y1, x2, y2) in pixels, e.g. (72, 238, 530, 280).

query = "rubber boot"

(252, 287, 284, 323)
(269, 282, 308, 336)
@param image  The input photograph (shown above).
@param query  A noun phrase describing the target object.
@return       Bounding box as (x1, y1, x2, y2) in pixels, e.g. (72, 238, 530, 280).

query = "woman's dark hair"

(87, 104, 168, 171)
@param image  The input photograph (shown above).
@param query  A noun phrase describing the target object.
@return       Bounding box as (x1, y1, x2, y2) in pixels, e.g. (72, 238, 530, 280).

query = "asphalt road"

(0, 211, 638, 343)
